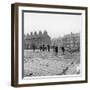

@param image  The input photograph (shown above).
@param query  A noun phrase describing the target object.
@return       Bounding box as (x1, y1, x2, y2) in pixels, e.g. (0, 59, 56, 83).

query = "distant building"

(24, 31, 51, 49)
(62, 32, 80, 52)
(51, 37, 63, 47)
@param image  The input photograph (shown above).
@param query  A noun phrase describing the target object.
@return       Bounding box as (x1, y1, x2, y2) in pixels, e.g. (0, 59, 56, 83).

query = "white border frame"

(18, 6, 86, 84)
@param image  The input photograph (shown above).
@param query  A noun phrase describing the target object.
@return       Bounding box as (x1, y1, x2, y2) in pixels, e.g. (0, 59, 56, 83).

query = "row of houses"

(24, 31, 80, 52)
(24, 31, 51, 49)
(63, 32, 80, 52)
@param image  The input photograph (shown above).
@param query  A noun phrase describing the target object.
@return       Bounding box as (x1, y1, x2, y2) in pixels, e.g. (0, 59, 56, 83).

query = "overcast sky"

(24, 12, 82, 38)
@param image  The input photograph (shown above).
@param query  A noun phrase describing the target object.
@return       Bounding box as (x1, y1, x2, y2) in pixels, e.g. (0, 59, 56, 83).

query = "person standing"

(32, 45, 36, 52)
(61, 46, 65, 55)
(55, 46, 58, 56)
(42, 44, 45, 51)
(47, 45, 50, 52)
(40, 45, 42, 51)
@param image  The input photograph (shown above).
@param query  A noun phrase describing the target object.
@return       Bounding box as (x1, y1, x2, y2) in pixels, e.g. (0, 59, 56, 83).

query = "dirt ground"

(24, 49, 80, 77)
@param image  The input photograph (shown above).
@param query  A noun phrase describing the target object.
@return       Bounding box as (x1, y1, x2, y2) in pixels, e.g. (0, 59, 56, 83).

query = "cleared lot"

(24, 50, 80, 77)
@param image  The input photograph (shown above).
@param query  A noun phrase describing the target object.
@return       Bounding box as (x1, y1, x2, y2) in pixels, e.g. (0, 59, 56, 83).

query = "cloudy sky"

(24, 12, 82, 38)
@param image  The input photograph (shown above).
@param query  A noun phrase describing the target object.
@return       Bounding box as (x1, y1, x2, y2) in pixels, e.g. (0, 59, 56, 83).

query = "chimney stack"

(31, 32, 33, 35)
(39, 31, 42, 35)
(34, 31, 37, 35)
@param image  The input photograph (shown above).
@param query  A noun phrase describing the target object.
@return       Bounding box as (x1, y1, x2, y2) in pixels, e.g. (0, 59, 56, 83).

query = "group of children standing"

(32, 44, 65, 56)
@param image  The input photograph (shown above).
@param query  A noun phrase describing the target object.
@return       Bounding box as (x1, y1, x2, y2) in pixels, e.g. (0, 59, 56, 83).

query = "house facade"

(62, 32, 80, 52)
(24, 31, 51, 49)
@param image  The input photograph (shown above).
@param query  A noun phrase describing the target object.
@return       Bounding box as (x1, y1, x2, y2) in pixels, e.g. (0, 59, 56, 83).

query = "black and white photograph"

(24, 11, 81, 77)
(11, 3, 87, 87)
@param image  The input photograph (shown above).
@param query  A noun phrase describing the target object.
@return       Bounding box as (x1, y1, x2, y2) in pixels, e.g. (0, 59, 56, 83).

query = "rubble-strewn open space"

(24, 49, 80, 77)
